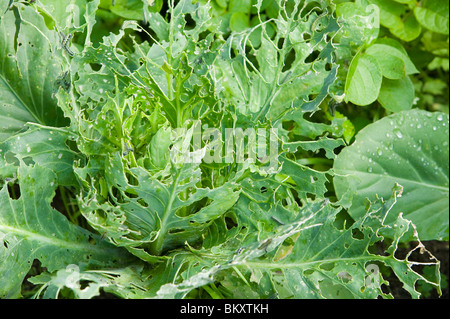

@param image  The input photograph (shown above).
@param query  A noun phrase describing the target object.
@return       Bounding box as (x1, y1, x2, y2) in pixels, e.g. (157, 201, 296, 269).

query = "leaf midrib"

(0, 223, 108, 254)
(336, 169, 449, 192)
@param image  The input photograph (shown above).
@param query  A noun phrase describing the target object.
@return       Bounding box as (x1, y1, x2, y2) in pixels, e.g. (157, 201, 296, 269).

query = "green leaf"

(334, 110, 449, 241)
(390, 14, 422, 42)
(216, 0, 228, 9)
(367, 0, 422, 41)
(0, 126, 81, 187)
(152, 187, 441, 299)
(0, 164, 135, 298)
(215, 1, 340, 120)
(78, 152, 240, 257)
(37, 0, 100, 31)
(283, 136, 346, 160)
(229, 12, 250, 32)
(414, 0, 449, 35)
(345, 52, 383, 106)
(0, 1, 11, 16)
(368, 0, 404, 30)
(377, 76, 415, 112)
(373, 38, 419, 74)
(229, 0, 251, 13)
(366, 41, 418, 79)
(0, 5, 68, 143)
(150, 126, 172, 169)
(280, 156, 330, 202)
(366, 46, 406, 80)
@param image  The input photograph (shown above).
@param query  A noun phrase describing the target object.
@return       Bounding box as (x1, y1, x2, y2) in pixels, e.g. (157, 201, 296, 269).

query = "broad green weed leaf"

(334, 110, 449, 241)
(229, 0, 251, 13)
(390, 14, 422, 42)
(366, 46, 406, 80)
(345, 52, 382, 106)
(366, 41, 418, 80)
(414, 0, 449, 35)
(368, 0, 422, 41)
(0, 164, 135, 298)
(104, 0, 150, 20)
(230, 12, 250, 32)
(377, 76, 415, 112)
(368, 0, 404, 30)
(0, 5, 68, 143)
(373, 38, 419, 74)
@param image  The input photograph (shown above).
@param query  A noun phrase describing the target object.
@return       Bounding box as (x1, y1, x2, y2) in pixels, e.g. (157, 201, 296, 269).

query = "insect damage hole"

(305, 50, 320, 63)
(282, 48, 296, 72)
(7, 182, 21, 200)
(183, 13, 196, 30)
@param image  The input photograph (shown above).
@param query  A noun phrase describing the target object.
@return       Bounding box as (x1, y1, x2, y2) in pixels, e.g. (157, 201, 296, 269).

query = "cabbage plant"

(0, 0, 447, 299)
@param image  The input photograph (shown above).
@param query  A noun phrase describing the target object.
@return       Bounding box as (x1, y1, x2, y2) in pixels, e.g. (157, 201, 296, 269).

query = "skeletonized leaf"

(152, 187, 441, 299)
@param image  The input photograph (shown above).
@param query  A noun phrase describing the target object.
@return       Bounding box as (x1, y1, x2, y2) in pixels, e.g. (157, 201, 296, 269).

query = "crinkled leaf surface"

(334, 110, 449, 241)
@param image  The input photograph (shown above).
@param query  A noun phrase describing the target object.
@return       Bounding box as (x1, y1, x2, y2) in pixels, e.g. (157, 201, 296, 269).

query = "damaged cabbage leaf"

(213, 0, 340, 122)
(0, 5, 68, 143)
(0, 0, 445, 300)
(54, 185, 439, 299)
(334, 110, 449, 241)
(0, 163, 136, 298)
(77, 150, 240, 258)
(0, 126, 82, 187)
(148, 185, 441, 299)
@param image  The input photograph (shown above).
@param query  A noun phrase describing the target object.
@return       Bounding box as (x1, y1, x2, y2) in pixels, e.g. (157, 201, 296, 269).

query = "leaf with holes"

(0, 5, 68, 143)
(334, 110, 449, 241)
(0, 163, 136, 298)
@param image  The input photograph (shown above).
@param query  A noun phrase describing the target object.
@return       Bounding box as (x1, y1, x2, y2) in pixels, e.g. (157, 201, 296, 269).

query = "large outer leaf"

(0, 164, 135, 298)
(0, 5, 68, 143)
(334, 110, 449, 241)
